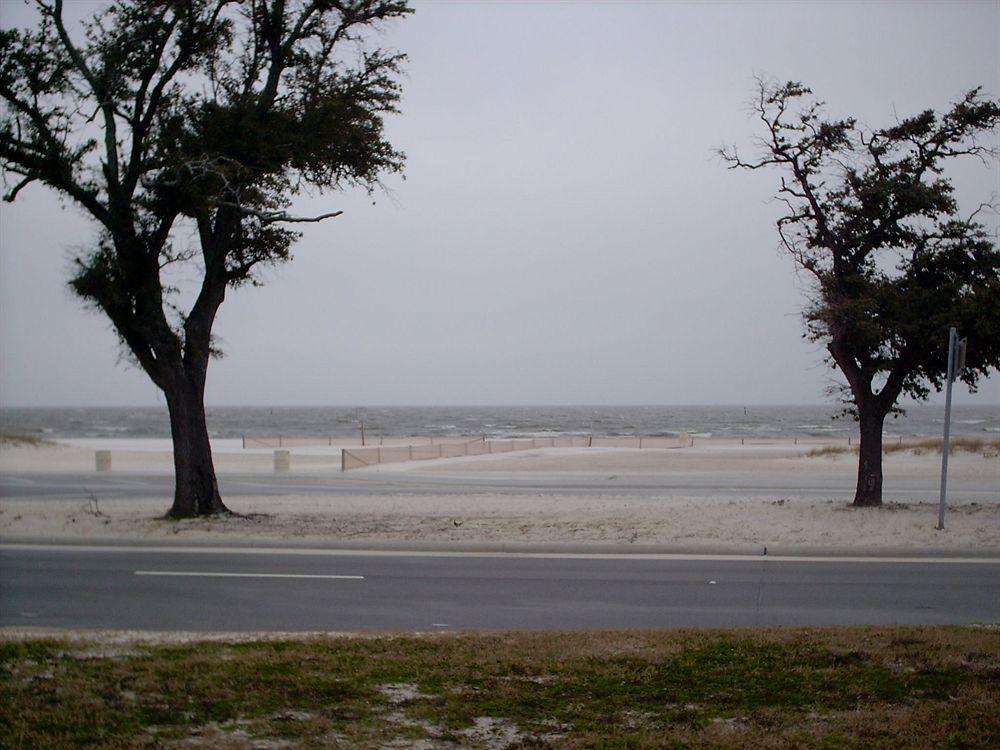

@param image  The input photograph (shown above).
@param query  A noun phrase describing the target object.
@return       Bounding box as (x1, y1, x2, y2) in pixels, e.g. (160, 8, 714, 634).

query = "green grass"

(2, 626, 998, 748)
(806, 437, 1000, 459)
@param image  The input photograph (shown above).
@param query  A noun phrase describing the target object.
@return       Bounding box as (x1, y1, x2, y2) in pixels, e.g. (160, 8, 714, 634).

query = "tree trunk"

(163, 370, 229, 518)
(853, 403, 887, 507)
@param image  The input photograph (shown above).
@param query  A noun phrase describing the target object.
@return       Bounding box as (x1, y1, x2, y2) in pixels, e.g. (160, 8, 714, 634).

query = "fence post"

(377, 446, 382, 464)
(279, 435, 283, 448)
(242, 434, 246, 449)
(409, 445, 413, 460)
(341, 449, 346, 472)
(438, 444, 443, 458)
(639, 437, 643, 449)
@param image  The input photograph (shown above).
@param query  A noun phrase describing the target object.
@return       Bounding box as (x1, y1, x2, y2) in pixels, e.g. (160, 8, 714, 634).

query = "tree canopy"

(1, 0, 412, 516)
(722, 80, 1000, 506)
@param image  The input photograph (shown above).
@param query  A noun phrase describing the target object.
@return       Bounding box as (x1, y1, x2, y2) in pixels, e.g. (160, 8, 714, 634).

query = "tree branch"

(48, 0, 122, 192)
(2, 175, 36, 202)
(216, 202, 344, 224)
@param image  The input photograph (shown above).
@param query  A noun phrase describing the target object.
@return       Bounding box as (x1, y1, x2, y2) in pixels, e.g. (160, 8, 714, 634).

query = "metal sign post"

(937, 328, 967, 531)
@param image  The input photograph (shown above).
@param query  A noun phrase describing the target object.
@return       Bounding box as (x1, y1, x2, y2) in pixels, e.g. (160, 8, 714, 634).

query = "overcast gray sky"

(1, 0, 998, 407)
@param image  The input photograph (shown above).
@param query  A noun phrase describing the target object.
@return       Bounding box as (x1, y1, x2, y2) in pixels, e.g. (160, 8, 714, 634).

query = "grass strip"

(2, 626, 998, 749)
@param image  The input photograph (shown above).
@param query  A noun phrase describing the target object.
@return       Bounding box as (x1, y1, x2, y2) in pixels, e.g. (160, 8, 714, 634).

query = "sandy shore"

(1, 438, 997, 553)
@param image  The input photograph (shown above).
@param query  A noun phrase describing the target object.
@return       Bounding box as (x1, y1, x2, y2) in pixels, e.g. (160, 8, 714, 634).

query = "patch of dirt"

(379, 682, 432, 704)
(457, 716, 523, 748)
(161, 722, 296, 749)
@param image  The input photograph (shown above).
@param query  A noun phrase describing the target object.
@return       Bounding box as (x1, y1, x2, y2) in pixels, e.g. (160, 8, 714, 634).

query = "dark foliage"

(722, 80, 1000, 506)
(1, 0, 411, 515)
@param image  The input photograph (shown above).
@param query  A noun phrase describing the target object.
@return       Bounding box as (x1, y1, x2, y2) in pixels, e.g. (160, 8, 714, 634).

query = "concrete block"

(95, 450, 112, 471)
(274, 450, 291, 473)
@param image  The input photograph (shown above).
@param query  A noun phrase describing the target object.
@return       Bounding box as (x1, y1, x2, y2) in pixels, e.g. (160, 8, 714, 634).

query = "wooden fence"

(338, 434, 695, 470)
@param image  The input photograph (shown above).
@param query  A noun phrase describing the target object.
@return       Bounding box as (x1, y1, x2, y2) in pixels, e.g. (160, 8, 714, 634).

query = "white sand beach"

(1, 438, 997, 553)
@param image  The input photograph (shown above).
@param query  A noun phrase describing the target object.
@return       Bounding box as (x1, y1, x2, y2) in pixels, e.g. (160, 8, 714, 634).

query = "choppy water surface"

(2, 404, 998, 440)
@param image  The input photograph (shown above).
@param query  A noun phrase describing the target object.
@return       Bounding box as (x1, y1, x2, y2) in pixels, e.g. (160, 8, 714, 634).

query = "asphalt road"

(2, 546, 997, 631)
(1, 469, 995, 502)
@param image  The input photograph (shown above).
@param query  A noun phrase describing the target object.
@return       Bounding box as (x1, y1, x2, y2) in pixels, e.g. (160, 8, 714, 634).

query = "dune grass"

(807, 437, 1000, 459)
(2, 626, 998, 749)
(0, 432, 55, 447)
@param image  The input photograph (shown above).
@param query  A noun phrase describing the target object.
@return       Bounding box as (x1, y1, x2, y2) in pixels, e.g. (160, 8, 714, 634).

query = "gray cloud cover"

(1, 0, 997, 407)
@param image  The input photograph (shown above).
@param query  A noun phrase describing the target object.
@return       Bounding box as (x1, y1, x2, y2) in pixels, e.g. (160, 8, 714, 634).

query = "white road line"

(134, 571, 364, 580)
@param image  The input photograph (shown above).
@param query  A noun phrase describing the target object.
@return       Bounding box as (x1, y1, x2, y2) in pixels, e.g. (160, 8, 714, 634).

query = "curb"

(2, 535, 997, 559)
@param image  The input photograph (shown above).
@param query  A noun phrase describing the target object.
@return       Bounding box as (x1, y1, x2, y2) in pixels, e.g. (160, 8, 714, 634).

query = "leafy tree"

(722, 80, 1000, 507)
(1, 0, 411, 516)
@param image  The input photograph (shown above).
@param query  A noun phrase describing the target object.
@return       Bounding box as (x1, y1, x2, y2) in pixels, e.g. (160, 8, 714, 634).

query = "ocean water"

(1, 404, 998, 441)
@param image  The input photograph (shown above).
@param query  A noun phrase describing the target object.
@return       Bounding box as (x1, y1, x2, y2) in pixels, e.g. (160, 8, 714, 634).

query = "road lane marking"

(134, 571, 363, 580)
